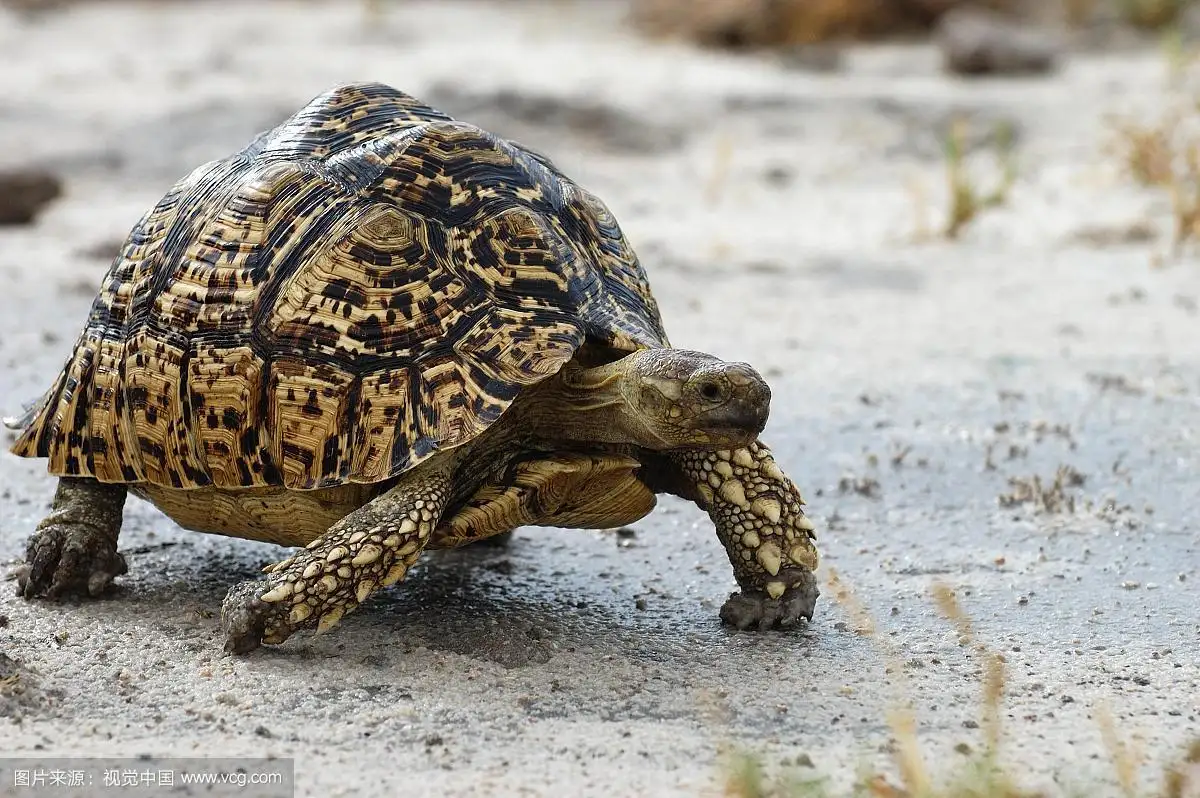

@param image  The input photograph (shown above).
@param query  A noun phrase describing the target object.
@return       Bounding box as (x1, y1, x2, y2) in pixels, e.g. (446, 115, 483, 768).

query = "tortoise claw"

(719, 570, 819, 632)
(16, 523, 127, 600)
(220, 580, 291, 654)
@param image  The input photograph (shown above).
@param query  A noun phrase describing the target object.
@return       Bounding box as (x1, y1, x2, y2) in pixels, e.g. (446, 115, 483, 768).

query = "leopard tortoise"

(6, 82, 819, 653)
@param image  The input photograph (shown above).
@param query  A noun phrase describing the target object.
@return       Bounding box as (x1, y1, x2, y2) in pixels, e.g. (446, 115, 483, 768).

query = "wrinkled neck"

(514, 354, 671, 449)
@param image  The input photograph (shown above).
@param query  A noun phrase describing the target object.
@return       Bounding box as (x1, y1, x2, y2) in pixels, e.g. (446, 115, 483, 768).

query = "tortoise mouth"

(694, 403, 769, 440)
(692, 424, 763, 448)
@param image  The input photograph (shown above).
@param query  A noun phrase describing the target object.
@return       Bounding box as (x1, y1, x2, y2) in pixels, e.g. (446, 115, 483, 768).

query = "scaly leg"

(220, 460, 454, 653)
(17, 477, 128, 599)
(666, 440, 819, 631)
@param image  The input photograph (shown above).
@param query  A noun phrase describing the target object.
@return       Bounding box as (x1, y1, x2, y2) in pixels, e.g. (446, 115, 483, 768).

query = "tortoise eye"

(699, 382, 724, 401)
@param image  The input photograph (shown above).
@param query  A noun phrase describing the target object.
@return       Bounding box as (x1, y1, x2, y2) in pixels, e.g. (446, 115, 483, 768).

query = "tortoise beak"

(710, 364, 771, 435)
(700, 399, 769, 439)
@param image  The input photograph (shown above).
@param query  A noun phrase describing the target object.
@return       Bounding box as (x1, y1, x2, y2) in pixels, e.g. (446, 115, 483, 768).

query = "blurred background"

(1, 2, 1198, 797)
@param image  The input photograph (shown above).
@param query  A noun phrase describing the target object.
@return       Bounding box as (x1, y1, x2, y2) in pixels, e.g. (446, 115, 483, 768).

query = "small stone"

(254, 725, 272, 738)
(761, 165, 794, 186)
(954, 742, 972, 755)
(1120, 581, 1140, 590)
(0, 168, 62, 225)
(936, 8, 1059, 77)
(778, 44, 843, 73)
(635, 598, 648, 611)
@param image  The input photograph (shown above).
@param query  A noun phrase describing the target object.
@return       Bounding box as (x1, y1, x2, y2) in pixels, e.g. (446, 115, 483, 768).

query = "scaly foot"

(719, 567, 819, 631)
(220, 580, 291, 654)
(17, 524, 128, 599)
(219, 539, 416, 654)
(16, 479, 127, 600)
(220, 466, 452, 653)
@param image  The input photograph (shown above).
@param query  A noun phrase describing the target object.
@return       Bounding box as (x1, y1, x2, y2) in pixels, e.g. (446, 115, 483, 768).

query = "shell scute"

(11, 82, 667, 489)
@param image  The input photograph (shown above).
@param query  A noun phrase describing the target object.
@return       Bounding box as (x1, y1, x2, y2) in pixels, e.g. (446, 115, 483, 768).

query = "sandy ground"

(0, 2, 1197, 796)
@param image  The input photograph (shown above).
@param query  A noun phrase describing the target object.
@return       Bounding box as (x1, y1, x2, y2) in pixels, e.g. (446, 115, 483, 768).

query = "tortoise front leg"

(220, 461, 454, 654)
(17, 477, 128, 600)
(665, 440, 820, 630)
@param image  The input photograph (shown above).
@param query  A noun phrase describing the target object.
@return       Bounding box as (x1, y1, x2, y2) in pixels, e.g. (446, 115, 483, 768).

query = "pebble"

(936, 8, 1059, 76)
(0, 168, 62, 225)
(777, 44, 843, 73)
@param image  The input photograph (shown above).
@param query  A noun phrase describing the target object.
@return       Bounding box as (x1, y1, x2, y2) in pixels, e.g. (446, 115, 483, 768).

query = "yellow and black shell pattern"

(10, 82, 669, 491)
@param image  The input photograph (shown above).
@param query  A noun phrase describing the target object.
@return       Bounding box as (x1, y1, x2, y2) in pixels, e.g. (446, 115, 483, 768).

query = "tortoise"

(6, 82, 819, 654)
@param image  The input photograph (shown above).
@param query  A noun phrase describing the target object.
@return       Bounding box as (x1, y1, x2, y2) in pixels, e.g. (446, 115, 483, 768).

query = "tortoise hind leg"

(17, 477, 128, 599)
(220, 460, 456, 654)
(431, 453, 656, 548)
(465, 529, 514, 549)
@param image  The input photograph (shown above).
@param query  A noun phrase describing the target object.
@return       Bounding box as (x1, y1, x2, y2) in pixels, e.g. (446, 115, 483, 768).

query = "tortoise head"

(618, 349, 772, 449)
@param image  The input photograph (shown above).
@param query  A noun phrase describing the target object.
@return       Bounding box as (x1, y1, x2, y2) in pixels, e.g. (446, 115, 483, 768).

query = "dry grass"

(1117, 0, 1190, 30)
(1103, 32, 1200, 260)
(1109, 114, 1179, 188)
(706, 132, 736, 205)
(723, 751, 827, 798)
(1163, 740, 1200, 798)
(1161, 27, 1199, 87)
(362, 0, 383, 22)
(997, 464, 1086, 513)
(1166, 140, 1200, 253)
(1098, 704, 1145, 798)
(943, 117, 1017, 239)
(1108, 102, 1200, 257)
(718, 571, 1200, 798)
(1061, 0, 1099, 25)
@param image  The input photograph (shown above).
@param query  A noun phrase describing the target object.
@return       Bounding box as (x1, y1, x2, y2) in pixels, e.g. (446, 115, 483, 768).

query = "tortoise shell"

(12, 82, 669, 491)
